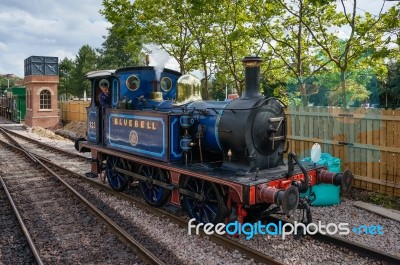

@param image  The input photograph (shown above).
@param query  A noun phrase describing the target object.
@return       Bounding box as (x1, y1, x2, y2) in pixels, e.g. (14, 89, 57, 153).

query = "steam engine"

(76, 57, 353, 224)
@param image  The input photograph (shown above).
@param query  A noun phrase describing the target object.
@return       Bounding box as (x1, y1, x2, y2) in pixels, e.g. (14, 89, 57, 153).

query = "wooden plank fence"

(58, 101, 90, 122)
(286, 106, 400, 197)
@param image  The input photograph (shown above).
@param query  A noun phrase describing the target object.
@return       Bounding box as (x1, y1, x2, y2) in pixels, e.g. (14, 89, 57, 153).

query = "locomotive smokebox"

(242, 56, 262, 99)
(218, 56, 285, 173)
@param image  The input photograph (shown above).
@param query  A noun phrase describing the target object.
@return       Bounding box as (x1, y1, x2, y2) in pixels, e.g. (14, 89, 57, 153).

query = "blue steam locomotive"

(76, 57, 353, 224)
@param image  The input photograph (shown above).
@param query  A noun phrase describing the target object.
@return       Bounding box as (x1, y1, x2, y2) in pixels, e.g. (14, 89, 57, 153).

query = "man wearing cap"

(99, 79, 111, 108)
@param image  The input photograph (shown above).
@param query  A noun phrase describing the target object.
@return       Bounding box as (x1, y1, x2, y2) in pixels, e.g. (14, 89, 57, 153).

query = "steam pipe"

(288, 152, 310, 193)
(152, 80, 161, 93)
(151, 80, 163, 100)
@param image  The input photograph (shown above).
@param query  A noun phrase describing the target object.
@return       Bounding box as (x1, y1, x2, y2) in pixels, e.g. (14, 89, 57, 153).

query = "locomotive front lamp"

(227, 149, 232, 162)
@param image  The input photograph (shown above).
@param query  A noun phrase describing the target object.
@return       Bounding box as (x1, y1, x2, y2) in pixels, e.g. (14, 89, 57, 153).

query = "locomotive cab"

(85, 70, 116, 145)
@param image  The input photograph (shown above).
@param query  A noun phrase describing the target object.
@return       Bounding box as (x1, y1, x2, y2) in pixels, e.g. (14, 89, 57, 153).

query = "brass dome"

(176, 74, 202, 104)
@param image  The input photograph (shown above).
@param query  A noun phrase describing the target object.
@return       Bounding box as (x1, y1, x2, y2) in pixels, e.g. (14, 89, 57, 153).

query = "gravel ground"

(311, 199, 400, 256)
(68, 180, 258, 265)
(3, 121, 399, 264)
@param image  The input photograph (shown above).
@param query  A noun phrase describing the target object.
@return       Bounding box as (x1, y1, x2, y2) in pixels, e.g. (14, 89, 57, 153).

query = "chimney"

(241, 56, 262, 99)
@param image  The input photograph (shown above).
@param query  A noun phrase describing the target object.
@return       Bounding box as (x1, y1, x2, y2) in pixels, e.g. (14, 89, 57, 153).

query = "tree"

(97, 25, 144, 69)
(70, 45, 98, 98)
(379, 3, 400, 108)
(250, 0, 335, 106)
(0, 74, 23, 94)
(212, 0, 259, 96)
(58, 57, 75, 100)
(102, 0, 245, 98)
(99, 0, 399, 104)
(384, 60, 400, 107)
(102, 0, 196, 74)
(328, 79, 370, 106)
(291, 0, 390, 107)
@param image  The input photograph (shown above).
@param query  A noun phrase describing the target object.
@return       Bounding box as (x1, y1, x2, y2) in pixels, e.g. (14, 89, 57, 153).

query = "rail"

(0, 130, 165, 265)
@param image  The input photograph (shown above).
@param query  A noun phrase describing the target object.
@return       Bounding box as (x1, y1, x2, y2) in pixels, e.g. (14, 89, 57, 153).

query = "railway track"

(1, 127, 86, 158)
(0, 127, 90, 175)
(266, 215, 400, 265)
(0, 178, 37, 264)
(1, 126, 88, 160)
(39, 157, 283, 265)
(2, 126, 399, 264)
(40, 153, 400, 264)
(0, 132, 164, 264)
(0, 127, 283, 264)
(312, 231, 400, 264)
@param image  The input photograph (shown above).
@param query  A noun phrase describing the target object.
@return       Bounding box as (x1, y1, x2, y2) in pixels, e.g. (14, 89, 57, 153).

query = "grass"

(343, 188, 400, 211)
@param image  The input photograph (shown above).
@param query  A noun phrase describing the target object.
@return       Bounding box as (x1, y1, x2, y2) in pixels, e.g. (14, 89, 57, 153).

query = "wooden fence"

(286, 107, 400, 197)
(58, 101, 90, 122)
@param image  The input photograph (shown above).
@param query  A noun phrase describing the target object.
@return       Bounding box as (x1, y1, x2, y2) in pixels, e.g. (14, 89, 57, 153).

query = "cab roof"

(85, 70, 115, 79)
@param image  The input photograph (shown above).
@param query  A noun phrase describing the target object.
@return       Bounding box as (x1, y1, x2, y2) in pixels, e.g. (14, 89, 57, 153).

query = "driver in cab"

(99, 79, 111, 108)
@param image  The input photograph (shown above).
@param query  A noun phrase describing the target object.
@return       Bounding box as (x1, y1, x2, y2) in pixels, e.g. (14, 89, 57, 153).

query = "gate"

(286, 106, 400, 197)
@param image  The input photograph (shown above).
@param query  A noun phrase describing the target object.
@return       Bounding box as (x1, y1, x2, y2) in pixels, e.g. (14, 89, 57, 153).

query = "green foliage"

(344, 188, 400, 211)
(249, 0, 338, 106)
(211, 0, 260, 96)
(207, 78, 225, 101)
(96, 25, 143, 69)
(328, 80, 371, 107)
(42, 0, 400, 103)
(0, 75, 22, 94)
(69, 45, 98, 98)
(58, 58, 75, 99)
(382, 61, 400, 108)
(102, 0, 197, 74)
(297, 0, 395, 107)
(369, 192, 400, 210)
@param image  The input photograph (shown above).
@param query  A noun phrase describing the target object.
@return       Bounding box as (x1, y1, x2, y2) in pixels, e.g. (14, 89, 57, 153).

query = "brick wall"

(24, 75, 59, 129)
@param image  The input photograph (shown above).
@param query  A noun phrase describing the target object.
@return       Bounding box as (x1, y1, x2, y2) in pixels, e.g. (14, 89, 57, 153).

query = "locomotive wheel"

(138, 166, 171, 207)
(182, 177, 225, 224)
(105, 156, 131, 191)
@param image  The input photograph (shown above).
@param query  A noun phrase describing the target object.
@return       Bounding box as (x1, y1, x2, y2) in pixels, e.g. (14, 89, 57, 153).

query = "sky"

(0, 0, 398, 78)
(0, 0, 110, 77)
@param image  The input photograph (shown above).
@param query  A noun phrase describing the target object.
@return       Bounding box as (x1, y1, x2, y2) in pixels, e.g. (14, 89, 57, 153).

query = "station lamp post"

(5, 73, 12, 89)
